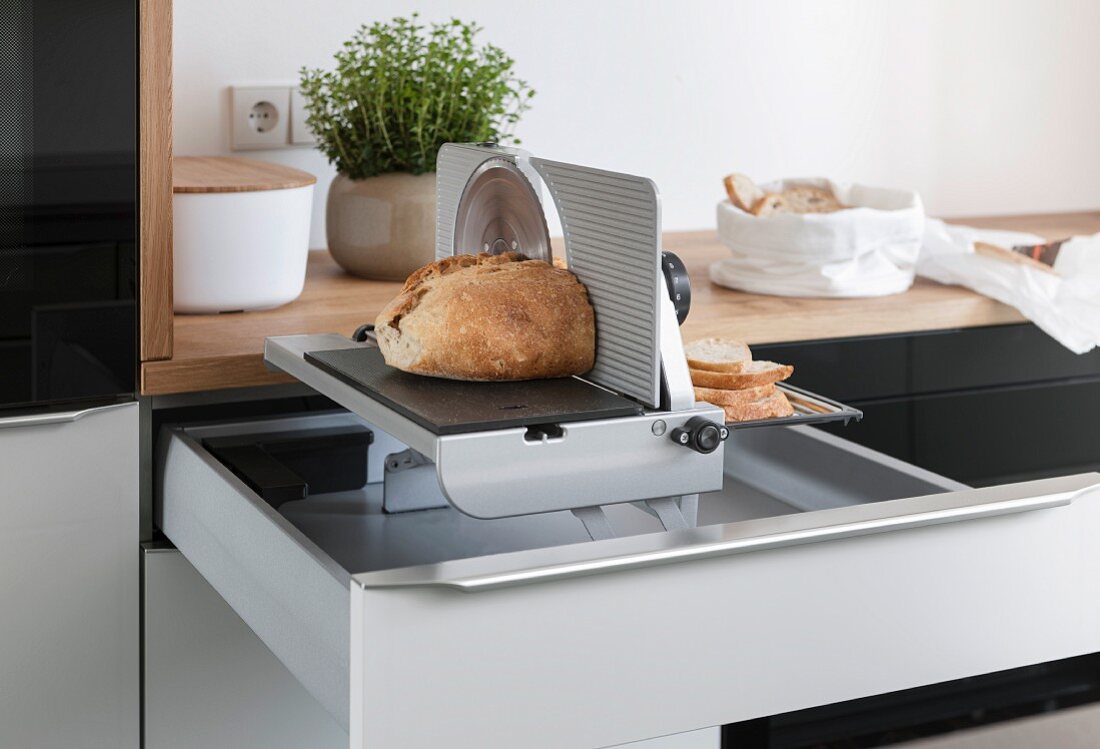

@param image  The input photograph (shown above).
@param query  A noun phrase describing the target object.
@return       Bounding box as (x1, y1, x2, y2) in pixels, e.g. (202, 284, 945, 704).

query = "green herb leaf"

(298, 16, 535, 180)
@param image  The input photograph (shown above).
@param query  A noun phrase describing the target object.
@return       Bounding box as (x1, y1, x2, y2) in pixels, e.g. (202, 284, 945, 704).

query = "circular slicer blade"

(453, 159, 552, 263)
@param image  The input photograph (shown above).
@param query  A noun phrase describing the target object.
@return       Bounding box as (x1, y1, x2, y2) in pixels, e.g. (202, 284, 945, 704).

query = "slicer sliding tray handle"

(303, 346, 643, 436)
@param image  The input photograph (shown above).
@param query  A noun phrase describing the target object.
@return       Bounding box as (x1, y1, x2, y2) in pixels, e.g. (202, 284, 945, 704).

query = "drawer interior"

(164, 411, 965, 581)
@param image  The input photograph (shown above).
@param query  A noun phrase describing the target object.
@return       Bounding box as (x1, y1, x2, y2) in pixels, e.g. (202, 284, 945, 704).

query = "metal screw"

(651, 419, 667, 436)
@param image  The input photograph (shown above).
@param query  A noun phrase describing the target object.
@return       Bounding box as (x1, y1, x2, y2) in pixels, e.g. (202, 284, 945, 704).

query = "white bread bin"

(173, 157, 316, 313)
(713, 178, 924, 298)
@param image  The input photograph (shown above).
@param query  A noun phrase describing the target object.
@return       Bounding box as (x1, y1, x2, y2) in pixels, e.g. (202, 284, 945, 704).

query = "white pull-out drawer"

(155, 412, 1100, 749)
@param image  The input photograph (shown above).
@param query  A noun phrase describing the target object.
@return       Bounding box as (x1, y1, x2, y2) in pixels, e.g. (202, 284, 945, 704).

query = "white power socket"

(231, 86, 291, 150)
(231, 85, 316, 150)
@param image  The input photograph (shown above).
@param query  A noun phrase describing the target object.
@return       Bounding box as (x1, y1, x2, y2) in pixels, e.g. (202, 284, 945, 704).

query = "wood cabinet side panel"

(139, 0, 173, 361)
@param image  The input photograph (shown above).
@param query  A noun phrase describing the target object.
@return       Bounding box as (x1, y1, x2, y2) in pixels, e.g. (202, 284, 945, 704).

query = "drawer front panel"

(351, 478, 1100, 749)
(0, 402, 139, 749)
(143, 546, 346, 749)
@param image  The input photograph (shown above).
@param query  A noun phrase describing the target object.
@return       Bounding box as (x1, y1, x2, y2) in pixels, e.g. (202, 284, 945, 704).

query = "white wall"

(174, 0, 1100, 249)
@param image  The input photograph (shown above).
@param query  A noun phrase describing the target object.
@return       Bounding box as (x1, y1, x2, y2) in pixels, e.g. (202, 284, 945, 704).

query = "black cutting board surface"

(304, 347, 642, 435)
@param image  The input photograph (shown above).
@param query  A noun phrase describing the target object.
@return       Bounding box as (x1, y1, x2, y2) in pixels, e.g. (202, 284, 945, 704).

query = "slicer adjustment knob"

(661, 251, 691, 325)
(670, 417, 728, 454)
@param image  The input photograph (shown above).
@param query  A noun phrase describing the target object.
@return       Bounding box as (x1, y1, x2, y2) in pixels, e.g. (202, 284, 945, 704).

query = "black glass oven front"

(1, 0, 137, 411)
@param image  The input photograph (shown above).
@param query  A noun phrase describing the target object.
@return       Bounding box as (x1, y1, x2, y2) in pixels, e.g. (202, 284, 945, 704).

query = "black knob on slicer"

(661, 250, 691, 325)
(670, 417, 729, 454)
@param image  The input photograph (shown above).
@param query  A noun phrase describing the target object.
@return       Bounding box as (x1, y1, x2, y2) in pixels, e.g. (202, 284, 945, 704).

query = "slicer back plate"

(303, 347, 642, 435)
(531, 158, 662, 409)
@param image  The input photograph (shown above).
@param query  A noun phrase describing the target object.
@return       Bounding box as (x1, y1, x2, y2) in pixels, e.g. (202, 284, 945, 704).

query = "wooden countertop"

(140, 211, 1100, 396)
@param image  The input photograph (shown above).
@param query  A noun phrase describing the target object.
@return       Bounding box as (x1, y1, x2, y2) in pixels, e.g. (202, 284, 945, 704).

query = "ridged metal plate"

(436, 144, 501, 260)
(531, 158, 662, 408)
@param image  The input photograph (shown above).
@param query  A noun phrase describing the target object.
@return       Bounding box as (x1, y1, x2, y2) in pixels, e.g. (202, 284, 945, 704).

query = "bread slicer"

(264, 142, 729, 539)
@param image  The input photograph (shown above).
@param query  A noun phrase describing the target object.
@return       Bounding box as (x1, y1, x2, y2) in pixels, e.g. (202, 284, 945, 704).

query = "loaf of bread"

(375, 252, 595, 381)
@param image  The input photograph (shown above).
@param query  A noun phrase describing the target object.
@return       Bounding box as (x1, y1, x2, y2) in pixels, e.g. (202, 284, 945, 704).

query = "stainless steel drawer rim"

(354, 481, 1091, 592)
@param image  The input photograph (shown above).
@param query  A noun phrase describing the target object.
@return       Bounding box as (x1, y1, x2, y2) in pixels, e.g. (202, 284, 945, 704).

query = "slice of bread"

(752, 193, 789, 217)
(718, 390, 794, 422)
(690, 360, 793, 389)
(781, 185, 846, 214)
(683, 338, 752, 373)
(693, 383, 776, 406)
(723, 173, 764, 213)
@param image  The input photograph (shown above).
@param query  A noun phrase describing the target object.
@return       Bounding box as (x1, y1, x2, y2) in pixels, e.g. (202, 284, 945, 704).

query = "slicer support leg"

(679, 494, 699, 527)
(630, 495, 698, 531)
(644, 497, 691, 531)
(382, 448, 449, 513)
(572, 506, 615, 541)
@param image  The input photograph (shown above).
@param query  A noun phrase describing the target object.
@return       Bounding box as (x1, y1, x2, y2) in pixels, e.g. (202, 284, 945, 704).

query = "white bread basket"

(712, 178, 925, 297)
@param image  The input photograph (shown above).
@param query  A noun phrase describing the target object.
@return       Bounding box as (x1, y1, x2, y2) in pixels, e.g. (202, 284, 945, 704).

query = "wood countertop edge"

(142, 354, 296, 395)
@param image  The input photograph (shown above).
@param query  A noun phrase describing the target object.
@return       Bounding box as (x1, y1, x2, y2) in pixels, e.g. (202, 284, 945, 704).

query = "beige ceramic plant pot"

(326, 172, 437, 280)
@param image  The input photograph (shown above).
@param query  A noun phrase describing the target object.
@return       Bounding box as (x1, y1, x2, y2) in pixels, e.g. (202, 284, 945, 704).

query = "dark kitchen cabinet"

(754, 323, 1100, 487)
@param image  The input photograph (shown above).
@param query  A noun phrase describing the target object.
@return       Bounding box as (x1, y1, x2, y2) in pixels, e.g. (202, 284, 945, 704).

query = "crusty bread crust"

(689, 362, 793, 389)
(693, 384, 776, 405)
(375, 252, 595, 381)
(717, 390, 794, 422)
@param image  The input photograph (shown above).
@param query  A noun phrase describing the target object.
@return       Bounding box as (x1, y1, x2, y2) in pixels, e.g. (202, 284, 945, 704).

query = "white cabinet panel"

(0, 403, 138, 749)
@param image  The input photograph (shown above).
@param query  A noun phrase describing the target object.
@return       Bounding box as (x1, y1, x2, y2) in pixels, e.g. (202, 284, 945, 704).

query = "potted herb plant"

(300, 15, 535, 280)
